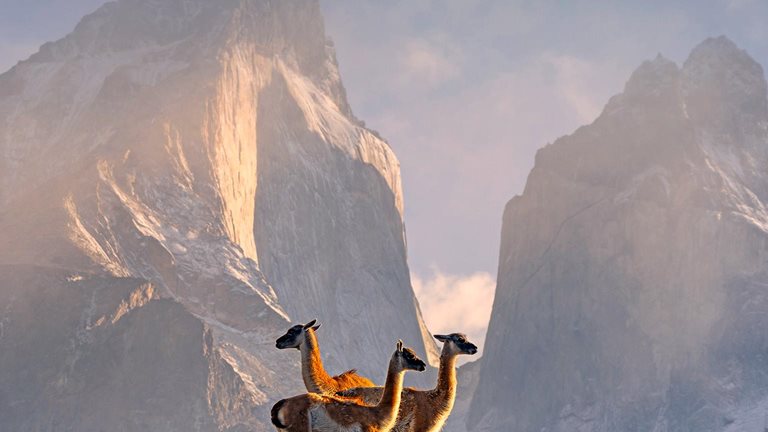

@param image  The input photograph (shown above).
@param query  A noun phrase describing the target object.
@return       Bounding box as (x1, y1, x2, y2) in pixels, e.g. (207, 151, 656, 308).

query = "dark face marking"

(457, 340, 478, 355)
(275, 325, 305, 349)
(400, 347, 427, 371)
(434, 333, 478, 355)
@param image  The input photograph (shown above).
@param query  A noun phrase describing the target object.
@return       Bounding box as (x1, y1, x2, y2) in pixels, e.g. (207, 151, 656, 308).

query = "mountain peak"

(686, 35, 747, 62)
(625, 53, 678, 91)
(682, 35, 768, 131)
(602, 36, 767, 135)
(604, 52, 679, 113)
(19, 0, 349, 116)
(30, 0, 327, 65)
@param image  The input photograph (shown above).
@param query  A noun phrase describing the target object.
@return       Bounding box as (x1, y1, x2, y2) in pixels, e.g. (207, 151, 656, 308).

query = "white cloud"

(398, 38, 462, 89)
(412, 268, 496, 359)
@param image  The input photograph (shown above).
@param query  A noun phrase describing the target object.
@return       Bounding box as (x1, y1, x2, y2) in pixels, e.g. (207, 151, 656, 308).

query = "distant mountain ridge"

(0, 1, 436, 430)
(468, 36, 768, 431)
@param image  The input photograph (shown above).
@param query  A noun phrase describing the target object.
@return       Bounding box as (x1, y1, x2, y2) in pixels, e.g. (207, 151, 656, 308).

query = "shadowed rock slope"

(469, 37, 768, 432)
(0, 1, 436, 430)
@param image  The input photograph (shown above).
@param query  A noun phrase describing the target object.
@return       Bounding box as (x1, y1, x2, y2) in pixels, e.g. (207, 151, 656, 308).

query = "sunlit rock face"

(469, 37, 768, 432)
(0, 0, 435, 430)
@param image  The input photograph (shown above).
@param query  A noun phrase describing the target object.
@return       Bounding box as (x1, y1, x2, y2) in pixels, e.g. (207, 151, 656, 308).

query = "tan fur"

(337, 342, 466, 432)
(274, 345, 423, 432)
(302, 328, 375, 394)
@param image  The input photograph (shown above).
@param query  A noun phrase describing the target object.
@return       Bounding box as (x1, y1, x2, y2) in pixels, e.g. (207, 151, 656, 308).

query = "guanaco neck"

(300, 329, 332, 394)
(434, 348, 459, 406)
(375, 357, 405, 422)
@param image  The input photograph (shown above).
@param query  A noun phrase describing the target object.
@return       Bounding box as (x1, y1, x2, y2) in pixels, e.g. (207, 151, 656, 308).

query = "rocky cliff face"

(0, 1, 435, 430)
(469, 37, 768, 432)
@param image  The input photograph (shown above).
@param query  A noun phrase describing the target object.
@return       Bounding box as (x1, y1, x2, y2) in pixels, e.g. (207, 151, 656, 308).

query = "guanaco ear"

(397, 339, 403, 352)
(433, 334, 450, 342)
(303, 319, 317, 329)
(311, 323, 321, 331)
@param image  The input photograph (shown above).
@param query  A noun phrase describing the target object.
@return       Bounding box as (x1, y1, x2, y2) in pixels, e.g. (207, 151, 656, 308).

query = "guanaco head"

(275, 319, 321, 350)
(434, 333, 478, 356)
(392, 339, 427, 372)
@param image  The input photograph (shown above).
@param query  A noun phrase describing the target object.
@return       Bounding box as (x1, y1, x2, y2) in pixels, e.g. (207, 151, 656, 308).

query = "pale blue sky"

(1, 0, 766, 289)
